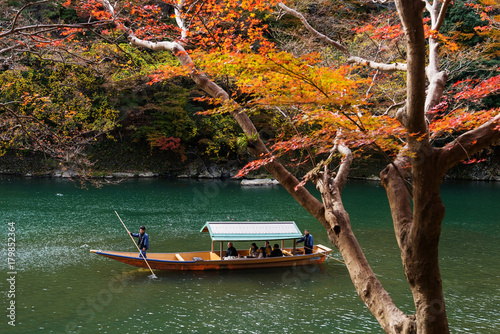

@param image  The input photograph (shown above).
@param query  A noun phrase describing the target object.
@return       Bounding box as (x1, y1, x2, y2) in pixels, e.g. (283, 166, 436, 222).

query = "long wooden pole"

(114, 211, 157, 278)
(303, 246, 345, 264)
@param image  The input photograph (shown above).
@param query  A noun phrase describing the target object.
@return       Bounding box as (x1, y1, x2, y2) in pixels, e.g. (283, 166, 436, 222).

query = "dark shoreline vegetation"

(1, 145, 498, 181)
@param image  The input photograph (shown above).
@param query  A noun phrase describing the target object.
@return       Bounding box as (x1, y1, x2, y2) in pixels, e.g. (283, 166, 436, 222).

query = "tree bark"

(406, 155, 449, 334)
(424, 0, 449, 120)
(347, 57, 408, 72)
(391, 0, 451, 332)
(315, 145, 416, 333)
(437, 114, 500, 171)
(380, 155, 412, 250)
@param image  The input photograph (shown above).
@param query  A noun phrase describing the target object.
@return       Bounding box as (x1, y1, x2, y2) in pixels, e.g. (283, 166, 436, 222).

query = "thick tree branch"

(0, 45, 20, 56)
(433, 0, 452, 31)
(278, 2, 409, 74)
(128, 34, 178, 53)
(278, 2, 348, 55)
(312, 145, 415, 333)
(380, 155, 412, 249)
(437, 114, 500, 174)
(100, 0, 115, 16)
(174, 0, 188, 43)
(395, 0, 427, 135)
(424, 70, 448, 118)
(333, 142, 352, 192)
(347, 56, 407, 72)
(425, 0, 451, 118)
(7, 1, 49, 33)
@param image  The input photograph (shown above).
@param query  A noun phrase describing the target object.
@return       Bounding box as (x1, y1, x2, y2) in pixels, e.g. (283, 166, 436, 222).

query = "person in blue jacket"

(130, 225, 149, 258)
(297, 229, 313, 254)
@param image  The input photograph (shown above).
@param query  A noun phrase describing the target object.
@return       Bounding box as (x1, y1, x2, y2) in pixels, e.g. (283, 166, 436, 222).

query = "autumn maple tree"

(3, 0, 499, 333)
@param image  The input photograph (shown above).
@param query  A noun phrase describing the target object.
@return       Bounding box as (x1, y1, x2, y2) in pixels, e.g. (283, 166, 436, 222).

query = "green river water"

(0, 177, 499, 333)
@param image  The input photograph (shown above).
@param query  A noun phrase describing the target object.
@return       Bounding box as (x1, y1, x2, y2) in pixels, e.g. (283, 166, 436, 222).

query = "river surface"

(0, 177, 499, 333)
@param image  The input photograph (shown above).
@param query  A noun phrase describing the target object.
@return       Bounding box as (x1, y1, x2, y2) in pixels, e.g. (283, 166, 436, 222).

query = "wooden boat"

(91, 221, 332, 271)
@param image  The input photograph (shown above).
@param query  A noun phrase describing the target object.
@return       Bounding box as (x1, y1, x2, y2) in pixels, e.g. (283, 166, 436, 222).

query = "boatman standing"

(297, 229, 313, 254)
(130, 225, 149, 258)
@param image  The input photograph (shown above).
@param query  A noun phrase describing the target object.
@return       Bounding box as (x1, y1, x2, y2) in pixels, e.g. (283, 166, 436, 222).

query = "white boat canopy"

(200, 221, 303, 241)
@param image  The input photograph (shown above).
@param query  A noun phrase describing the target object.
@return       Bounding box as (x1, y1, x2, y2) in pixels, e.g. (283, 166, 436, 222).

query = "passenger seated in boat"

(270, 244, 284, 257)
(257, 247, 267, 258)
(264, 241, 272, 256)
(224, 242, 238, 258)
(248, 243, 259, 257)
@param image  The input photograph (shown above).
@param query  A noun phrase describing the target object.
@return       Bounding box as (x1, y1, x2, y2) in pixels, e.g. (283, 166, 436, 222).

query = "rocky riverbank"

(1, 149, 499, 181)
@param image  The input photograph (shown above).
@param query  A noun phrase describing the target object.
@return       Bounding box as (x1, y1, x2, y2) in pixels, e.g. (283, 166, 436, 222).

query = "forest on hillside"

(1, 0, 498, 179)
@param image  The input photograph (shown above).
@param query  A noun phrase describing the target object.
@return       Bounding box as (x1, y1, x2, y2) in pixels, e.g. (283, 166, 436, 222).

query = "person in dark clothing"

(129, 225, 149, 258)
(270, 244, 283, 257)
(224, 242, 238, 258)
(297, 229, 313, 254)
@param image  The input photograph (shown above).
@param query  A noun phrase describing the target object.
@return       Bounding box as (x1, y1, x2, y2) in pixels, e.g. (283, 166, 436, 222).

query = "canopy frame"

(200, 221, 303, 242)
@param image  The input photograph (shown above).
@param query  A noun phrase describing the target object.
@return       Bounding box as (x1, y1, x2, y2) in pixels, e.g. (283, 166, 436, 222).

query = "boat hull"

(90, 245, 332, 271)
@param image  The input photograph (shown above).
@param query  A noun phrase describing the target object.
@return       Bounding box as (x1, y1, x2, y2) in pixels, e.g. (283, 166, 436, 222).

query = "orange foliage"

(156, 136, 181, 151)
(235, 156, 275, 178)
(352, 14, 404, 44)
(453, 73, 500, 102)
(429, 73, 500, 140)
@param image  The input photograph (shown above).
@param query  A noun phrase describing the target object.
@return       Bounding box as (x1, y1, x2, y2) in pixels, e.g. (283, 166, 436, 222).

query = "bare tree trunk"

(391, 0, 451, 331)
(425, 0, 451, 120)
(381, 153, 450, 334)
